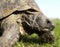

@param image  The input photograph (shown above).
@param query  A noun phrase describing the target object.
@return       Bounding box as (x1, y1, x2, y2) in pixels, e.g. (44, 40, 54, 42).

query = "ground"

(14, 19, 60, 47)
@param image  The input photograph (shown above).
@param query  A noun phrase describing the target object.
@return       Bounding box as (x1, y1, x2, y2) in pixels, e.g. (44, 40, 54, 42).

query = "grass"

(14, 19, 60, 47)
(53, 19, 60, 47)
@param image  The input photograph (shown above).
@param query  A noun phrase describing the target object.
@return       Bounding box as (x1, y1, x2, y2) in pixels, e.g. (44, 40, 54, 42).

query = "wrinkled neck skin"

(21, 11, 44, 32)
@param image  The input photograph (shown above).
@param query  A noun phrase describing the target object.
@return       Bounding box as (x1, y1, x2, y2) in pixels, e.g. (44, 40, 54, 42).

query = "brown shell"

(0, 0, 40, 19)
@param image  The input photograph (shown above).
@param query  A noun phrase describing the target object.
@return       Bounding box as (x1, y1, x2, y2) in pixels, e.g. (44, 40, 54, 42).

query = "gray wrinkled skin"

(0, 0, 55, 47)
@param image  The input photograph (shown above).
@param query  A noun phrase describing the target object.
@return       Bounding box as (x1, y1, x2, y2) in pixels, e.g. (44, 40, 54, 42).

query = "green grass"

(14, 19, 60, 47)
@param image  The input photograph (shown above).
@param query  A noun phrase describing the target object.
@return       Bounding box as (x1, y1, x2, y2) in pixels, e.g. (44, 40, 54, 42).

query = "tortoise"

(0, 0, 55, 47)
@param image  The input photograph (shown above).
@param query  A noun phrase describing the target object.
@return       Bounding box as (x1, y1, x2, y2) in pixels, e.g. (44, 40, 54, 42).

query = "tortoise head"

(22, 11, 55, 32)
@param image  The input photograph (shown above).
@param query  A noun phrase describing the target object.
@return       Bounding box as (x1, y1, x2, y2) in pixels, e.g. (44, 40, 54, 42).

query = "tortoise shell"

(0, 0, 40, 19)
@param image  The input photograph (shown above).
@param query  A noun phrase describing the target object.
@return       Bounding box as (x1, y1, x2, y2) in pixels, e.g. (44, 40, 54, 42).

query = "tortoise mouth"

(42, 25, 55, 32)
(42, 27, 54, 32)
(43, 28, 50, 32)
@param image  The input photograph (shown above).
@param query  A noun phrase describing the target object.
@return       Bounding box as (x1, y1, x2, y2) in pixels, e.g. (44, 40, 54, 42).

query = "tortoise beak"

(43, 19, 55, 32)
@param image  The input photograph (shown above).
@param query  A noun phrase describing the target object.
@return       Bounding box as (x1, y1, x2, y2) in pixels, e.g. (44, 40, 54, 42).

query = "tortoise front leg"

(0, 21, 20, 47)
